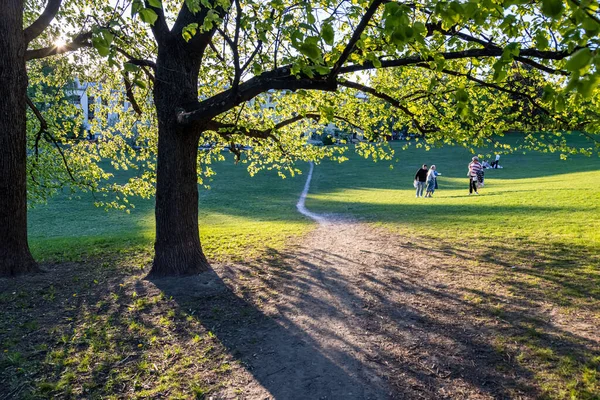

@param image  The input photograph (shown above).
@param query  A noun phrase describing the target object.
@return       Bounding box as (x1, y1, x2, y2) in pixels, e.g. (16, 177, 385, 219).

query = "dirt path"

(158, 219, 553, 399)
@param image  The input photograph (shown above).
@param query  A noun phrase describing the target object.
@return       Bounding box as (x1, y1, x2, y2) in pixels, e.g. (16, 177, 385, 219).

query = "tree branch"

(338, 47, 574, 74)
(180, 44, 576, 128)
(44, 131, 78, 183)
(513, 56, 568, 76)
(568, 0, 600, 25)
(172, 0, 229, 58)
(25, 32, 92, 61)
(328, 0, 384, 80)
(338, 80, 437, 133)
(178, 66, 337, 125)
(145, 1, 170, 43)
(24, 0, 63, 44)
(217, 27, 241, 90)
(208, 112, 362, 143)
(124, 58, 157, 70)
(26, 96, 79, 184)
(420, 23, 569, 76)
(124, 74, 143, 115)
(414, 63, 552, 117)
(26, 97, 47, 159)
(114, 46, 156, 82)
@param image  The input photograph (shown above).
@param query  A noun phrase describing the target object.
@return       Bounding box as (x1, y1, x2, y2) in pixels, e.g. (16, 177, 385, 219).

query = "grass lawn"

(28, 158, 312, 263)
(309, 136, 600, 249)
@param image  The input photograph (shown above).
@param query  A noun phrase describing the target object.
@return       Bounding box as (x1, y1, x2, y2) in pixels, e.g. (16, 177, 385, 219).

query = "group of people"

(414, 155, 501, 197)
(481, 154, 502, 169)
(414, 164, 441, 198)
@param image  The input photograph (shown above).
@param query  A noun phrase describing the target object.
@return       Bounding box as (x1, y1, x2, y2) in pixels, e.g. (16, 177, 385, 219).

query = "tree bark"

(0, 0, 39, 276)
(148, 40, 210, 277)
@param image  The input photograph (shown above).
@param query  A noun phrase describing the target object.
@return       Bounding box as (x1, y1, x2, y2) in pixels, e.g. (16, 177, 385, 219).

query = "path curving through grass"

(295, 162, 327, 223)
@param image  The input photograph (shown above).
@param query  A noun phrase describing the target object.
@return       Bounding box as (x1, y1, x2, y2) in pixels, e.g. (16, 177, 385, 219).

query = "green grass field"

(30, 135, 600, 266)
(309, 136, 600, 250)
(28, 159, 312, 262)
(29, 134, 600, 272)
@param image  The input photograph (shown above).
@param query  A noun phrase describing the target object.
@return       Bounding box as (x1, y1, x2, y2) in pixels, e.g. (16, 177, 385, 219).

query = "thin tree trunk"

(0, 0, 39, 276)
(148, 44, 210, 277)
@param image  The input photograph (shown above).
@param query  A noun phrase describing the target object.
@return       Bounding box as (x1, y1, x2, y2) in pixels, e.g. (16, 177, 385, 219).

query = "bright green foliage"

(23, 0, 600, 211)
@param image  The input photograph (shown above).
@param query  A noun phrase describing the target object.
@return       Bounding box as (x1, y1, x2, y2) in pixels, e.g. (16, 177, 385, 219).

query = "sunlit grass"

(17, 133, 600, 399)
(29, 158, 312, 262)
(306, 136, 600, 249)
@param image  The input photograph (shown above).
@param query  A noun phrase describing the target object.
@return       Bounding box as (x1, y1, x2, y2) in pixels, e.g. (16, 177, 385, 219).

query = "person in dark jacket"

(414, 164, 428, 198)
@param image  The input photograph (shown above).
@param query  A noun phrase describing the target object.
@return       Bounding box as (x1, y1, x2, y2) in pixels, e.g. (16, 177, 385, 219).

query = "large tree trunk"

(0, 1, 39, 276)
(148, 42, 210, 277)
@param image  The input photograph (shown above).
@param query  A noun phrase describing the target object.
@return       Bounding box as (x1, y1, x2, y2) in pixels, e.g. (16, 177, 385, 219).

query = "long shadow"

(397, 235, 600, 306)
(151, 270, 391, 399)
(152, 271, 388, 399)
(208, 247, 534, 399)
(225, 232, 599, 398)
(281, 253, 536, 398)
(3, 232, 598, 399)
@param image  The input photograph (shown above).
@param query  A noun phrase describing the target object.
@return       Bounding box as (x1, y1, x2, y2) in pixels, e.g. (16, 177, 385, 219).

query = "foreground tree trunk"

(0, 0, 39, 277)
(148, 41, 210, 277)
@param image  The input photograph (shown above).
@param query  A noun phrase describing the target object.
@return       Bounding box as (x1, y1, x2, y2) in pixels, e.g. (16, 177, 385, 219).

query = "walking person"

(468, 157, 482, 195)
(414, 164, 428, 198)
(424, 165, 441, 197)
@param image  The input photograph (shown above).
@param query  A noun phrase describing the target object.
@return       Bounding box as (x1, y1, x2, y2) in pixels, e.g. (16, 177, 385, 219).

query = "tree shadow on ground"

(215, 248, 536, 399)
(2, 224, 598, 399)
(152, 271, 390, 399)
(212, 222, 599, 399)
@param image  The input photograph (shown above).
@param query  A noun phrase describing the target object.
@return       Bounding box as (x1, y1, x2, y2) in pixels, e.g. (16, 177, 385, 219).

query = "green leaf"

(492, 60, 508, 82)
(535, 31, 548, 50)
(182, 23, 199, 42)
(455, 88, 469, 103)
(101, 30, 114, 45)
(578, 75, 600, 98)
(565, 48, 592, 72)
(185, 0, 200, 14)
(133, 79, 147, 89)
(252, 62, 262, 76)
(541, 0, 564, 18)
(541, 84, 555, 102)
(554, 94, 565, 111)
(314, 65, 330, 75)
(298, 42, 321, 60)
(583, 17, 600, 36)
(124, 63, 140, 73)
(413, 22, 426, 35)
(322, 23, 334, 46)
(91, 29, 114, 57)
(92, 40, 110, 57)
(131, 0, 143, 16)
(139, 8, 158, 25)
(147, 0, 162, 7)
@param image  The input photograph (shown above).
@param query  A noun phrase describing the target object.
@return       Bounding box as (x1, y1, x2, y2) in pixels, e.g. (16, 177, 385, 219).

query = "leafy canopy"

(25, 0, 600, 209)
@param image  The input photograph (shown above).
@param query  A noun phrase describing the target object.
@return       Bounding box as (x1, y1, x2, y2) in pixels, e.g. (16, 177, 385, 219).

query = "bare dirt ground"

(1, 219, 599, 399)
(155, 219, 600, 399)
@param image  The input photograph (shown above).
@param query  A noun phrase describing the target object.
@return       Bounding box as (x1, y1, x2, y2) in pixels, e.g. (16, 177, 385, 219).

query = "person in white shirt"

(493, 154, 500, 169)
